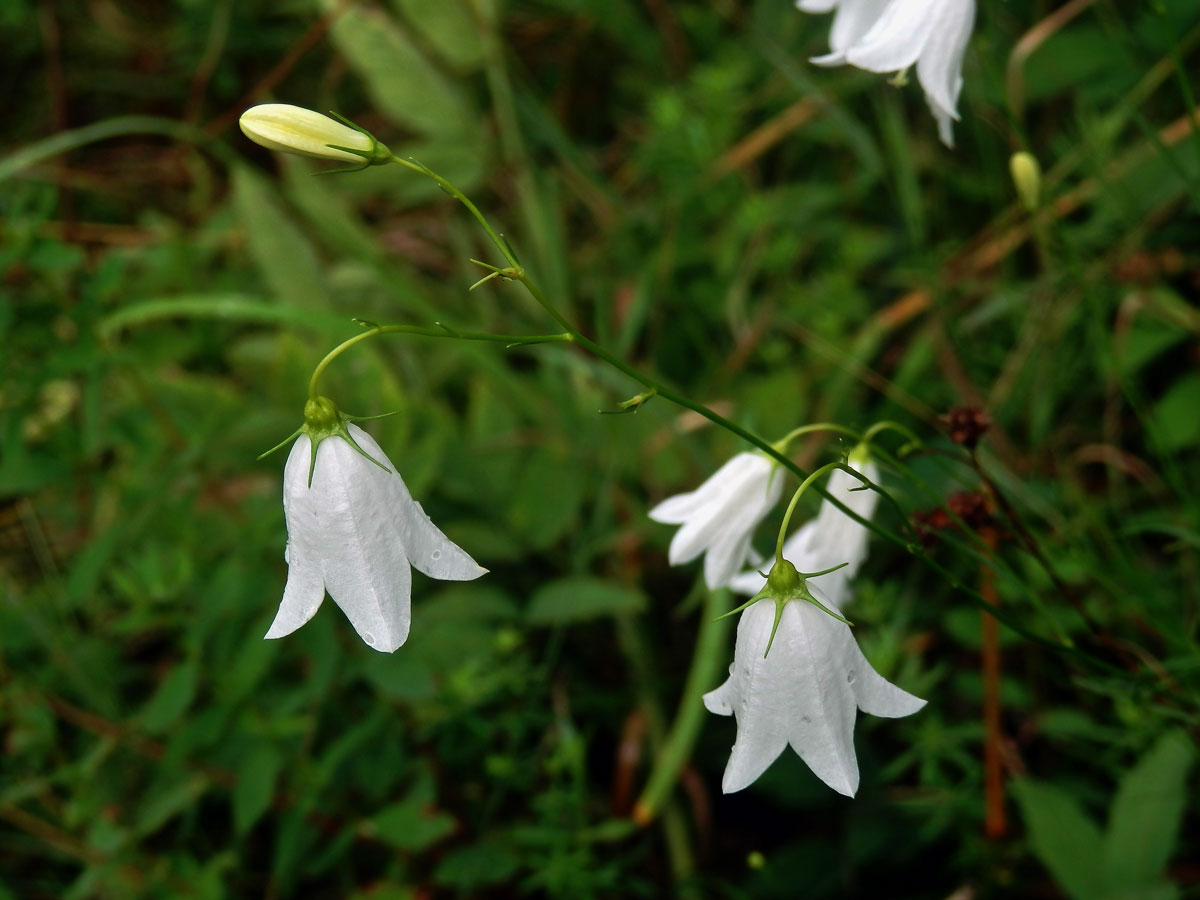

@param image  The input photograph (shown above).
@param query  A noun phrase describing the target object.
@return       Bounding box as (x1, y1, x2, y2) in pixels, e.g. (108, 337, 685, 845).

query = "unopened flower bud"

(239, 104, 390, 166)
(1009, 151, 1041, 211)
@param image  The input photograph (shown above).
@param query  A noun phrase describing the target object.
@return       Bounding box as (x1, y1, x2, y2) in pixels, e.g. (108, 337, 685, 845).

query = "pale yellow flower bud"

(238, 104, 388, 165)
(1009, 151, 1041, 211)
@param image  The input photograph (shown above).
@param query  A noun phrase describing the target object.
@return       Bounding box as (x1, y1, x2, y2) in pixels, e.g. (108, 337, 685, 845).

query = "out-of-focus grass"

(1, 1, 1199, 897)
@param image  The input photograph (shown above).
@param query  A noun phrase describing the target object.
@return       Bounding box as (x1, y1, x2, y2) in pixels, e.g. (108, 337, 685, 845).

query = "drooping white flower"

(801, 0, 976, 147)
(649, 452, 784, 590)
(704, 588, 925, 795)
(239, 104, 391, 165)
(265, 408, 485, 653)
(729, 456, 880, 604)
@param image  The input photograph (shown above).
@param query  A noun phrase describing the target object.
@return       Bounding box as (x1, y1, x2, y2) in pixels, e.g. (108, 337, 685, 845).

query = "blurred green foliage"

(2, 0, 1199, 897)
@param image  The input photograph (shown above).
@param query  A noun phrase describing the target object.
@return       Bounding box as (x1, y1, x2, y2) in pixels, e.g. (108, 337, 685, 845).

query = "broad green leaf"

(1012, 778, 1107, 900)
(233, 743, 285, 835)
(369, 800, 456, 852)
(506, 449, 584, 549)
(1150, 374, 1200, 453)
(527, 577, 646, 625)
(359, 650, 436, 702)
(231, 166, 328, 311)
(319, 0, 474, 138)
(367, 771, 456, 851)
(1103, 730, 1195, 891)
(281, 155, 388, 265)
(433, 837, 520, 890)
(139, 659, 199, 733)
(392, 0, 484, 71)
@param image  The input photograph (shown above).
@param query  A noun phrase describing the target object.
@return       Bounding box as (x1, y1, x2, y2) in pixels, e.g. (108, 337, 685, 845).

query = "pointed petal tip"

(720, 770, 751, 794)
(702, 685, 733, 717)
(357, 625, 408, 653)
(810, 51, 848, 66)
(810, 759, 859, 797)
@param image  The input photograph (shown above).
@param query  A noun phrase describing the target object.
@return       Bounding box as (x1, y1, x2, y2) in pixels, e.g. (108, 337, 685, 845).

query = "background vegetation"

(2, 0, 1199, 896)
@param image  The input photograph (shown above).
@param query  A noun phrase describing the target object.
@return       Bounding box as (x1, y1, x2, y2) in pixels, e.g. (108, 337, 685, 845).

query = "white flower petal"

(844, 0, 937, 72)
(717, 601, 793, 792)
(647, 491, 706, 525)
(914, 0, 973, 120)
(266, 436, 326, 639)
(703, 530, 754, 591)
(649, 453, 756, 524)
(853, 657, 927, 718)
(797, 0, 838, 13)
(702, 668, 736, 716)
(779, 602, 861, 797)
(810, 460, 880, 580)
(810, 50, 850, 66)
(933, 103, 956, 147)
(653, 452, 780, 582)
(311, 435, 413, 653)
(829, 0, 893, 54)
(347, 425, 486, 582)
(666, 513, 719, 566)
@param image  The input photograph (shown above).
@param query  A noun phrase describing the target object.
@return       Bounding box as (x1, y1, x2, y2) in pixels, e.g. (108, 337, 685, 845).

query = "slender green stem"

(613, 612, 696, 882)
(772, 422, 862, 452)
(775, 462, 846, 564)
(632, 585, 733, 826)
(387, 154, 527, 269)
(307, 322, 571, 398)
(862, 420, 922, 453)
(378, 154, 1164, 679)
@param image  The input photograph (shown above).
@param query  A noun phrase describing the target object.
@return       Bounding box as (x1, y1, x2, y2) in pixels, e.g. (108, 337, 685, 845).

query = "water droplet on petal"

(363, 632, 375, 645)
(800, 715, 811, 724)
(431, 549, 442, 560)
(846, 669, 856, 684)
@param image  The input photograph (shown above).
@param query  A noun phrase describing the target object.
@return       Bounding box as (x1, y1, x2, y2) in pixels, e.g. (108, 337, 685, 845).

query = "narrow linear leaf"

(98, 294, 349, 339)
(233, 744, 285, 835)
(139, 659, 199, 733)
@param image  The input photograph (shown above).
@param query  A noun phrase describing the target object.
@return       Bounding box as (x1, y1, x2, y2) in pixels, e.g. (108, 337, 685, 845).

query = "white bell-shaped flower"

(801, 0, 976, 147)
(266, 409, 485, 653)
(704, 587, 925, 796)
(649, 452, 784, 590)
(729, 456, 880, 604)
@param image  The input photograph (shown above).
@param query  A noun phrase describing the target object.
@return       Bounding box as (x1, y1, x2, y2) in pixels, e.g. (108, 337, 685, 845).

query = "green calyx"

(319, 112, 393, 175)
(716, 557, 854, 659)
(847, 440, 871, 470)
(257, 395, 393, 487)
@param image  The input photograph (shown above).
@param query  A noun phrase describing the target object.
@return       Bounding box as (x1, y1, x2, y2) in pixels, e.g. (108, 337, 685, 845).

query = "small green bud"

(764, 557, 803, 600)
(1009, 151, 1041, 211)
(303, 395, 342, 436)
(847, 441, 871, 470)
